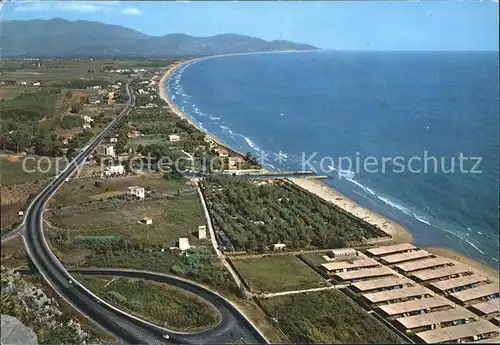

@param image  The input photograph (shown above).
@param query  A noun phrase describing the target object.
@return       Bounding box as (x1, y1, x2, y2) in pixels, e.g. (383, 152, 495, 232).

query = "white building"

(126, 186, 145, 199)
(198, 226, 207, 239)
(32, 82, 40, 86)
(168, 134, 180, 142)
(273, 243, 286, 251)
(178, 238, 191, 251)
(331, 248, 358, 260)
(110, 137, 118, 143)
(215, 147, 229, 158)
(83, 123, 91, 129)
(141, 217, 153, 225)
(106, 145, 115, 156)
(83, 115, 93, 123)
(104, 165, 125, 176)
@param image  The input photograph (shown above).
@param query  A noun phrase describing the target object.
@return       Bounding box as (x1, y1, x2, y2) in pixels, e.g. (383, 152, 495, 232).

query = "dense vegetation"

(0, 89, 95, 156)
(260, 290, 402, 344)
(128, 107, 207, 152)
(76, 275, 221, 331)
(60, 115, 85, 129)
(201, 176, 386, 252)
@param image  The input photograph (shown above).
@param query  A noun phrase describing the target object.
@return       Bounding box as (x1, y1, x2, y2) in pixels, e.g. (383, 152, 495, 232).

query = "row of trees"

(202, 176, 386, 252)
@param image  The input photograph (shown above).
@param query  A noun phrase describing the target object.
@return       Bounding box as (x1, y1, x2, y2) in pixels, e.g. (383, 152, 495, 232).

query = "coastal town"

(1, 4, 499, 345)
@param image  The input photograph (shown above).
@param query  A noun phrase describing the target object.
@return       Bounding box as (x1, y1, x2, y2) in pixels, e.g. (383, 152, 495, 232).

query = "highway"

(20, 83, 267, 344)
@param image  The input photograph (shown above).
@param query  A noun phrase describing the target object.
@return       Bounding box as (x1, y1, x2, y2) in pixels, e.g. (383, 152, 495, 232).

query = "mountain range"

(0, 18, 319, 58)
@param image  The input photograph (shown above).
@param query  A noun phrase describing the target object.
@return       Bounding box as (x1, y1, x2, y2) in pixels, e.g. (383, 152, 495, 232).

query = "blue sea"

(166, 51, 499, 268)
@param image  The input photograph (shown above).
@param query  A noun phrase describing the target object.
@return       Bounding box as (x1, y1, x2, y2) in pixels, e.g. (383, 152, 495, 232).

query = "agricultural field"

(49, 173, 186, 206)
(0, 60, 134, 236)
(48, 195, 206, 249)
(259, 290, 402, 344)
(231, 255, 328, 293)
(303, 252, 330, 266)
(75, 275, 221, 332)
(201, 176, 387, 252)
(127, 134, 165, 150)
(1, 154, 66, 185)
(0, 154, 64, 234)
(0, 59, 129, 84)
(0, 59, 129, 157)
(45, 176, 236, 293)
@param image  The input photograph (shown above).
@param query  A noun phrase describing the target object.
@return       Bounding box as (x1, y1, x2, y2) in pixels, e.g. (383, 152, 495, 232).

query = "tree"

(70, 103, 83, 113)
(64, 90, 73, 98)
(245, 151, 253, 161)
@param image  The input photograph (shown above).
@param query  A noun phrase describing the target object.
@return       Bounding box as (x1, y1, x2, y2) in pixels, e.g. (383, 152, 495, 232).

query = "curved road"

(68, 268, 267, 344)
(21, 83, 267, 344)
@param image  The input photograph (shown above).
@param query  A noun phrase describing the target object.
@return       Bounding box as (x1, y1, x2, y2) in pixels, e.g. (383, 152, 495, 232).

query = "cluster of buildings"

(320, 243, 499, 343)
(0, 80, 41, 86)
(105, 68, 147, 74)
(137, 74, 159, 96)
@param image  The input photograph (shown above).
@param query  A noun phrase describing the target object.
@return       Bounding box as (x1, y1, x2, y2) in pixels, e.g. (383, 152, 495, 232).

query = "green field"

(75, 275, 221, 332)
(127, 135, 166, 149)
(0, 85, 27, 101)
(0, 154, 65, 186)
(303, 252, 329, 265)
(259, 290, 402, 344)
(49, 194, 206, 249)
(46, 179, 237, 293)
(232, 255, 328, 293)
(0, 60, 127, 83)
(50, 174, 184, 206)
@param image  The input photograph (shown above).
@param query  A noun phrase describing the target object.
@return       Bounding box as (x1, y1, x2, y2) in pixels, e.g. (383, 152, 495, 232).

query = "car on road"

(162, 334, 170, 339)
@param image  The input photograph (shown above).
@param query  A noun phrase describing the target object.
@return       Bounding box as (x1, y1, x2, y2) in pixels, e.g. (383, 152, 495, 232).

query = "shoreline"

(158, 58, 254, 161)
(288, 177, 414, 244)
(157, 58, 498, 273)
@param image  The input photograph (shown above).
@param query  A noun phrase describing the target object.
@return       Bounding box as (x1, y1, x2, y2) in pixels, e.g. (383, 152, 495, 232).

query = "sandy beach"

(288, 177, 414, 243)
(158, 59, 242, 155)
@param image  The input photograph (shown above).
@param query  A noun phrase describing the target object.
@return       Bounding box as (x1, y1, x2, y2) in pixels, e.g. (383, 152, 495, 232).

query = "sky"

(3, 1, 499, 51)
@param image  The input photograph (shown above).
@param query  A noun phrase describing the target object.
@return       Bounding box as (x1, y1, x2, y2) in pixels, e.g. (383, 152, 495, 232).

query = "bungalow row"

(448, 283, 499, 307)
(321, 258, 380, 274)
(362, 285, 434, 307)
(395, 306, 477, 333)
(378, 296, 453, 319)
(395, 257, 453, 274)
(414, 319, 499, 344)
(351, 276, 414, 293)
(469, 298, 500, 319)
(380, 249, 433, 265)
(429, 274, 489, 295)
(366, 243, 417, 257)
(410, 265, 473, 283)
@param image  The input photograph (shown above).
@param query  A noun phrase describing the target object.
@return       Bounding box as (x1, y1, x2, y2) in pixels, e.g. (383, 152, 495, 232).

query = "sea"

(166, 50, 499, 269)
